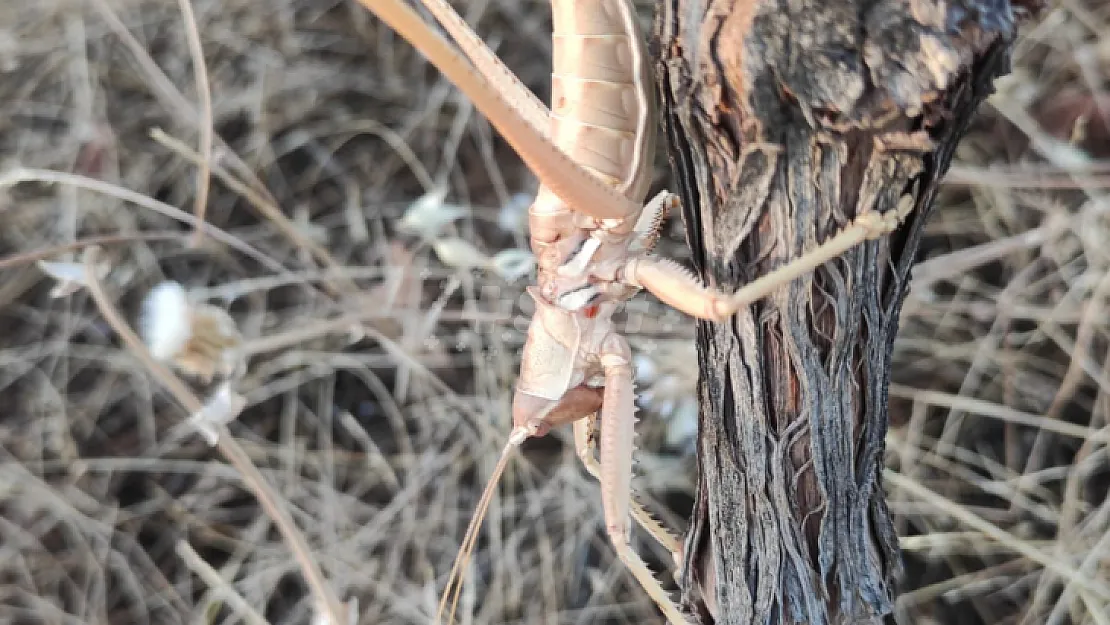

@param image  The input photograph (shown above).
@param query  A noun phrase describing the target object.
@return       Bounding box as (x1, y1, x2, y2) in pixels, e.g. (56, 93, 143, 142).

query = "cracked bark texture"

(652, 1, 1042, 623)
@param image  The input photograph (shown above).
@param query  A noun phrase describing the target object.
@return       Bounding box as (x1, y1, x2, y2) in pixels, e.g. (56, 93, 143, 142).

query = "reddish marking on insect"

(583, 304, 600, 319)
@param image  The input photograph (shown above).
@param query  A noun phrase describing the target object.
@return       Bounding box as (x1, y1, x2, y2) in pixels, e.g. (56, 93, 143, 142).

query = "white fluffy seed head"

(490, 249, 535, 282)
(188, 381, 246, 446)
(140, 281, 192, 360)
(37, 260, 97, 298)
(400, 187, 466, 236)
(431, 236, 490, 270)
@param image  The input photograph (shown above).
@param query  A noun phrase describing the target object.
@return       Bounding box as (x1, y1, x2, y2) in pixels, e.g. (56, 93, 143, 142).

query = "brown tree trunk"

(652, 1, 1042, 623)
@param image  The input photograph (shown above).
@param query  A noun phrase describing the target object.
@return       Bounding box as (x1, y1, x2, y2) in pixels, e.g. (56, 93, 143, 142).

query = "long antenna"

(436, 427, 529, 624)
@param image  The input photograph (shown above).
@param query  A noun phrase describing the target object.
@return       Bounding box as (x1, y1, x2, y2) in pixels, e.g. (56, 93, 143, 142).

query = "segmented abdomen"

(549, 0, 654, 203)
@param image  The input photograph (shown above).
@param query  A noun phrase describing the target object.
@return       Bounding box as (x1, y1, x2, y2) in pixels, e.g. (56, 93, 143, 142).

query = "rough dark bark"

(652, 1, 1042, 623)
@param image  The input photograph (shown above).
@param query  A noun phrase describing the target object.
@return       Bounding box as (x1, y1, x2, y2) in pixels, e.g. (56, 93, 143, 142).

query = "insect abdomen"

(549, 0, 654, 201)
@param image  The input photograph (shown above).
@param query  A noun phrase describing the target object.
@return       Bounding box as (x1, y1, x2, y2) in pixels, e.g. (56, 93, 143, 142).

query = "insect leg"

(595, 334, 691, 625)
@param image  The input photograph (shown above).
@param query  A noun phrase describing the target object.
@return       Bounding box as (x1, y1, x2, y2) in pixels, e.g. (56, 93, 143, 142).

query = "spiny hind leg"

(571, 417, 682, 560)
(627, 201, 914, 322)
(589, 334, 690, 625)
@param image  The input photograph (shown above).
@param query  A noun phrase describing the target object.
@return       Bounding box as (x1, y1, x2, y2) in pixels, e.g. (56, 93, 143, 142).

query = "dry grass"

(0, 1, 1107, 624)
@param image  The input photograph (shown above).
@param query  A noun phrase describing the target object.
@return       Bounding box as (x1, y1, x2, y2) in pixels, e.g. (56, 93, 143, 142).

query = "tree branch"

(653, 1, 1043, 622)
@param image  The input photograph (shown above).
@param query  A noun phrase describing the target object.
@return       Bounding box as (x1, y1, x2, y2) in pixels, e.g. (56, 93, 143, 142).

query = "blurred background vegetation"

(1, 1, 1108, 624)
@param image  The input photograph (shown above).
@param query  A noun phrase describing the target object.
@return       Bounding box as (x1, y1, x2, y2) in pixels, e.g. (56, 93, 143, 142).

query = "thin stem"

(81, 247, 347, 625)
(0, 232, 180, 271)
(886, 469, 1110, 604)
(175, 540, 272, 625)
(175, 0, 214, 247)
